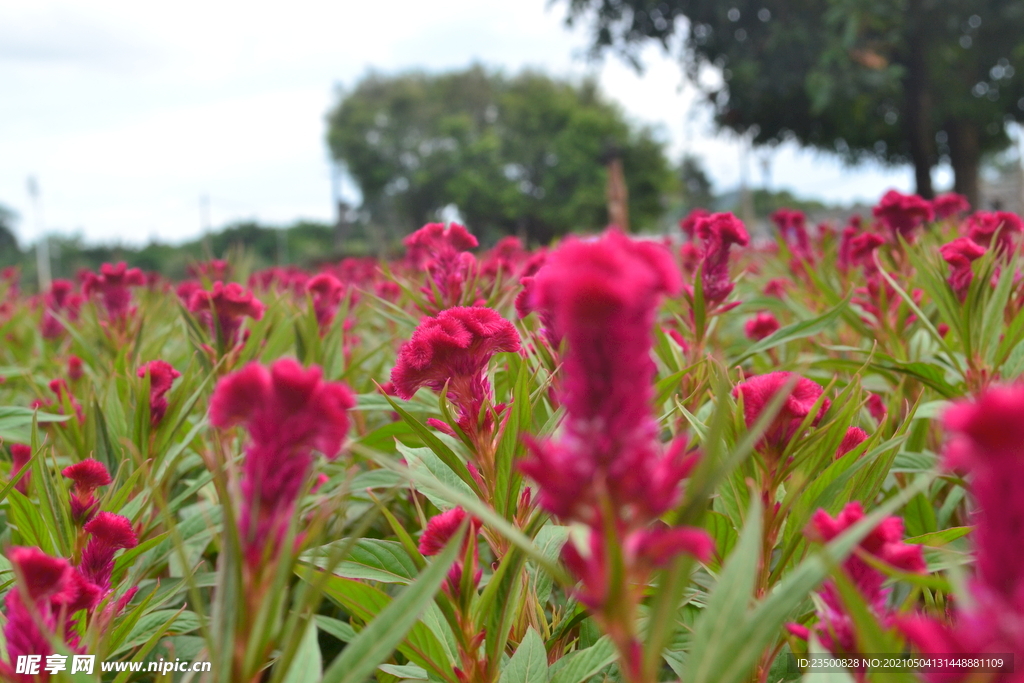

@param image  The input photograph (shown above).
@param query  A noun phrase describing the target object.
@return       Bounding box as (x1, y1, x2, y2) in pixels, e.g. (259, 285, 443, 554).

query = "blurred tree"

(678, 154, 715, 211)
(561, 0, 1024, 206)
(0, 205, 20, 266)
(326, 65, 672, 244)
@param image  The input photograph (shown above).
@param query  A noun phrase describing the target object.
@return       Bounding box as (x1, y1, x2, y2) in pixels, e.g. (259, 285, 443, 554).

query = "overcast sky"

(2, 0, 929, 247)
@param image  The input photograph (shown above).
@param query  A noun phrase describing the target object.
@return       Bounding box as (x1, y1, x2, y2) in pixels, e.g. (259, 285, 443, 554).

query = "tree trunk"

(949, 120, 981, 209)
(903, 0, 934, 198)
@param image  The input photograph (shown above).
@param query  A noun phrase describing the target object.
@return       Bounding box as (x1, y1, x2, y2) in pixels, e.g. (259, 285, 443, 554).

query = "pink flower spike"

(209, 359, 354, 567)
(391, 307, 520, 432)
(418, 507, 469, 556)
(62, 459, 112, 524)
(307, 273, 346, 330)
(733, 372, 830, 455)
(744, 312, 781, 341)
(836, 427, 869, 459)
(3, 547, 74, 668)
(10, 444, 31, 495)
(81, 262, 146, 320)
(81, 512, 138, 591)
(68, 355, 84, 381)
(628, 525, 714, 568)
(965, 210, 1024, 254)
(138, 360, 181, 426)
(940, 238, 986, 301)
(694, 212, 749, 307)
(872, 190, 934, 241)
(931, 192, 970, 219)
(188, 281, 265, 346)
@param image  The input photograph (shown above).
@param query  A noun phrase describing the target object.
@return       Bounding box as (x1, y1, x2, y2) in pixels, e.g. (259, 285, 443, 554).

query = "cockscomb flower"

(82, 262, 146, 320)
(68, 355, 84, 381)
(404, 222, 479, 309)
(940, 238, 986, 301)
(209, 359, 354, 566)
(764, 278, 789, 298)
(63, 459, 112, 524)
(771, 208, 812, 261)
(745, 312, 781, 341)
(40, 279, 83, 338)
(10, 444, 31, 495)
(306, 273, 346, 330)
(733, 372, 830, 457)
(872, 190, 934, 241)
(391, 307, 520, 434)
(694, 212, 750, 307)
(1, 547, 74, 677)
(138, 360, 181, 426)
(80, 512, 138, 592)
(965, 210, 1024, 254)
(793, 503, 925, 660)
(836, 427, 869, 458)
(931, 192, 970, 220)
(418, 507, 481, 594)
(679, 208, 710, 239)
(49, 378, 83, 423)
(188, 281, 265, 346)
(187, 258, 231, 282)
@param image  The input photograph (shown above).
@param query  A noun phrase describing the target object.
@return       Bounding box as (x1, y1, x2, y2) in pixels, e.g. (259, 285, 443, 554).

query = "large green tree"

(562, 0, 1024, 206)
(326, 65, 672, 244)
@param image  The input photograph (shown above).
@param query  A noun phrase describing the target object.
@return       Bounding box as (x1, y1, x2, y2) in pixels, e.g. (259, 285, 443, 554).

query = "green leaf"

(397, 443, 477, 511)
(310, 539, 418, 584)
(282, 619, 322, 683)
(0, 407, 69, 443)
(548, 636, 617, 683)
(319, 530, 464, 683)
(498, 628, 549, 683)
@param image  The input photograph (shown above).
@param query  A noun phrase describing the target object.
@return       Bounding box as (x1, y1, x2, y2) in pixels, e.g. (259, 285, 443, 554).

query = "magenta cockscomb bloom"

(899, 386, 1024, 680)
(872, 190, 934, 241)
(10, 444, 31, 495)
(63, 459, 112, 524)
(209, 359, 354, 566)
(418, 507, 482, 594)
(187, 258, 231, 282)
(82, 262, 146, 320)
(189, 281, 265, 346)
(836, 427, 869, 458)
(679, 208, 711, 239)
(80, 512, 138, 592)
(771, 208, 812, 260)
(404, 222, 479, 310)
(138, 360, 181, 426)
(965, 210, 1024, 254)
(792, 503, 925, 665)
(40, 279, 83, 339)
(932, 193, 971, 220)
(693, 212, 750, 307)
(68, 355, 84, 381)
(940, 238, 987, 301)
(306, 273, 346, 330)
(1, 547, 75, 678)
(734, 372, 830, 457)
(391, 307, 520, 434)
(745, 312, 781, 341)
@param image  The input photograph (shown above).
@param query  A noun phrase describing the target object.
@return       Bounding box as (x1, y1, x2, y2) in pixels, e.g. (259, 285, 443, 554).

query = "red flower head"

(188, 281, 265, 346)
(404, 222, 479, 310)
(481, 235, 528, 279)
(138, 360, 181, 426)
(693, 212, 749, 307)
(872, 190, 934, 241)
(940, 237, 986, 301)
(41, 279, 84, 338)
(306, 273, 346, 330)
(965, 211, 1024, 254)
(733, 372, 830, 456)
(771, 208, 811, 259)
(80, 512, 138, 591)
(836, 427, 869, 458)
(801, 503, 925, 657)
(10, 444, 31, 495)
(63, 459, 112, 524)
(209, 359, 354, 566)
(849, 232, 886, 269)
(67, 355, 84, 381)
(679, 208, 710, 239)
(2, 547, 75, 673)
(744, 311, 781, 341)
(82, 262, 146, 320)
(418, 507, 481, 594)
(187, 259, 231, 282)
(391, 307, 520, 433)
(764, 278, 789, 298)
(931, 192, 971, 220)
(866, 393, 887, 423)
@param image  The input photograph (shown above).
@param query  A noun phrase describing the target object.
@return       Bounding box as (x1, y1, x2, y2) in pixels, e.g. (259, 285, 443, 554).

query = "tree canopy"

(326, 65, 672, 244)
(562, 0, 1024, 206)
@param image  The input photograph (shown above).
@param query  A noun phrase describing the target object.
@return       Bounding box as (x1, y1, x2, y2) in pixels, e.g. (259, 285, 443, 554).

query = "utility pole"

(26, 176, 51, 291)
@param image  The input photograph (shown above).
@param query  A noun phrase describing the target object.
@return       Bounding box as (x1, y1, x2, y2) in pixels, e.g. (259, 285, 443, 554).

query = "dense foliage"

(0, 191, 1021, 682)
(561, 0, 1024, 204)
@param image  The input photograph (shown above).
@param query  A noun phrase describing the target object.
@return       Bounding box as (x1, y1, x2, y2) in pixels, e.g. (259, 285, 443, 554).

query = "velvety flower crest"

(734, 372, 830, 455)
(931, 193, 971, 220)
(745, 312, 781, 341)
(82, 262, 146, 320)
(872, 190, 934, 240)
(940, 238, 986, 301)
(62, 459, 112, 524)
(138, 360, 181, 426)
(188, 281, 265, 345)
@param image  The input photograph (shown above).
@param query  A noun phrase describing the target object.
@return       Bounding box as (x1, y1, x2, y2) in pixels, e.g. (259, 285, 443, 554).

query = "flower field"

(0, 190, 1021, 682)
